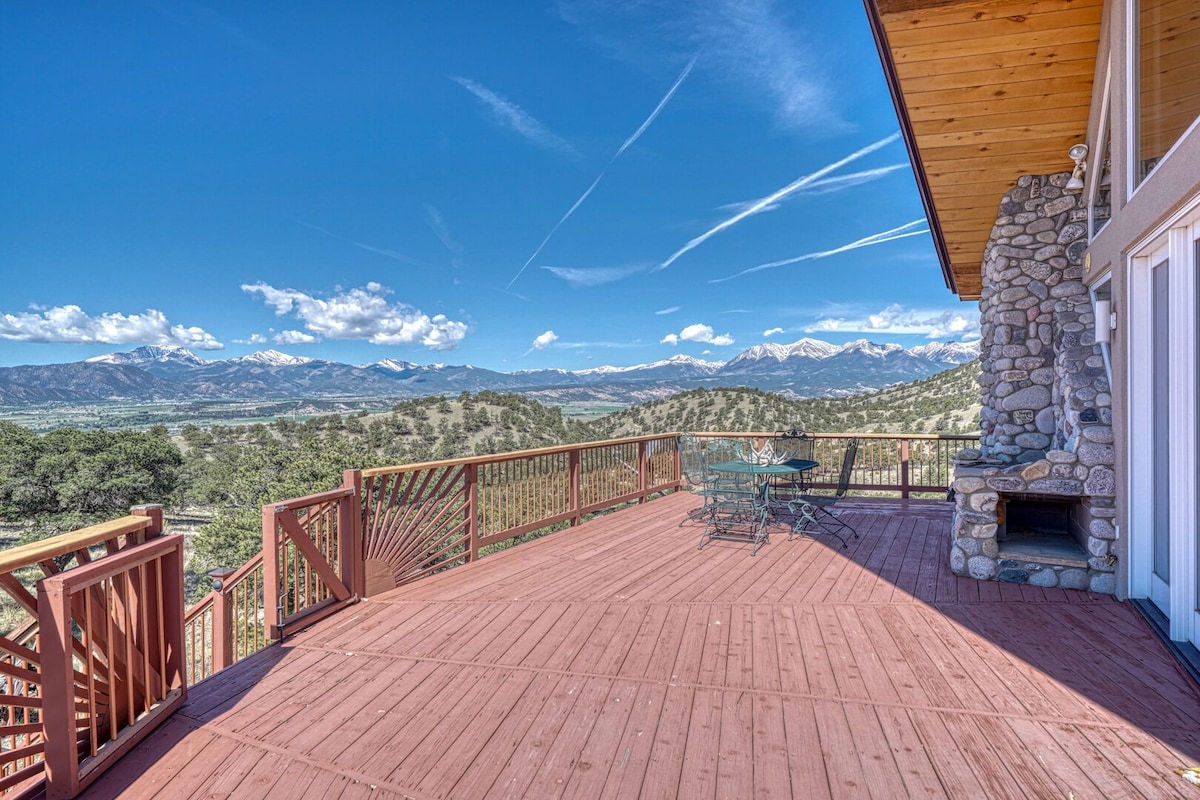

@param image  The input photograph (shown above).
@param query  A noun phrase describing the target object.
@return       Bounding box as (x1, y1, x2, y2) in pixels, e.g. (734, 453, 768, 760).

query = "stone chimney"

(949, 173, 1117, 594)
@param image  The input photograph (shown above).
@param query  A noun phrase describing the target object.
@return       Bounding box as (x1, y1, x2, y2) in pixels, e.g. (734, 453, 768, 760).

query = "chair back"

(833, 438, 859, 498)
(774, 429, 814, 462)
(678, 433, 705, 486)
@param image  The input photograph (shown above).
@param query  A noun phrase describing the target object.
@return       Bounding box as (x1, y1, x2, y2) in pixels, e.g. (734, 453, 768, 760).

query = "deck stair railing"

(0, 505, 187, 800)
(182, 552, 265, 685)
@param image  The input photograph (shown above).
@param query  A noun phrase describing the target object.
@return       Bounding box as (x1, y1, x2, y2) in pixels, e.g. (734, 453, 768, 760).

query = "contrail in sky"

(709, 219, 929, 283)
(292, 218, 433, 267)
(652, 132, 901, 272)
(507, 56, 698, 289)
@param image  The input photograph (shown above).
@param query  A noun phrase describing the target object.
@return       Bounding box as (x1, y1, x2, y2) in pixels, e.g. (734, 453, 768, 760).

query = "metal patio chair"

(767, 428, 815, 501)
(696, 470, 771, 555)
(677, 434, 744, 528)
(787, 437, 859, 548)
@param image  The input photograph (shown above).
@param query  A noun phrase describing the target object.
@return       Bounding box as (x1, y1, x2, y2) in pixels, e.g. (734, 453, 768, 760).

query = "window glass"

(1137, 0, 1200, 185)
(1092, 132, 1112, 236)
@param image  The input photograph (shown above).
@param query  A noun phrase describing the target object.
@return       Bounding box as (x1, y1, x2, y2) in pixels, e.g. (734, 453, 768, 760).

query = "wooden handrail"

(0, 515, 152, 574)
(360, 433, 677, 478)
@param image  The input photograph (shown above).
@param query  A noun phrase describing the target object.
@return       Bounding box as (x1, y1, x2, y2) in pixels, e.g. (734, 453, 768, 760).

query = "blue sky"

(0, 1, 978, 372)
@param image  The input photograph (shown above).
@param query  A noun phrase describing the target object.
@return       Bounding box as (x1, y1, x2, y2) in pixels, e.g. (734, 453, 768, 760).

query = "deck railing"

(183, 552, 265, 685)
(0, 506, 183, 799)
(0, 430, 972, 795)
(183, 431, 976, 680)
(262, 486, 358, 640)
(356, 434, 679, 596)
(691, 432, 977, 498)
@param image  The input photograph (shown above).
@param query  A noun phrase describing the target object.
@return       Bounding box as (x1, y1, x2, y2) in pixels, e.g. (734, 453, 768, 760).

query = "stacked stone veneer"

(950, 173, 1117, 593)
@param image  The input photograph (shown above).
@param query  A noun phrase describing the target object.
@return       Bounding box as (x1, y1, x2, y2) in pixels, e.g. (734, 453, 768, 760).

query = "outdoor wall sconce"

(1094, 298, 1115, 343)
(1065, 143, 1089, 192)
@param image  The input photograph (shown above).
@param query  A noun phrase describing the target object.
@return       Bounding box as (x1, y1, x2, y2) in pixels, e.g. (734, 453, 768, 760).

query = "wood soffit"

(867, 0, 1104, 300)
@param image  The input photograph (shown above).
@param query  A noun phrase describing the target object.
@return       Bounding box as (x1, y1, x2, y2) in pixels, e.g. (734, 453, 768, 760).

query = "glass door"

(1151, 256, 1171, 610)
(1130, 210, 1200, 648)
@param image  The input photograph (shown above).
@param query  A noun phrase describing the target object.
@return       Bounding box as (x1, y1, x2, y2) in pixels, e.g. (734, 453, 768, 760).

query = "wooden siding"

(84, 493, 1200, 799)
(871, 0, 1104, 299)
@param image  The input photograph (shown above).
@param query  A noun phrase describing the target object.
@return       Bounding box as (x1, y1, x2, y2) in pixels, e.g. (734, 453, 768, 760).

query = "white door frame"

(1128, 202, 1200, 644)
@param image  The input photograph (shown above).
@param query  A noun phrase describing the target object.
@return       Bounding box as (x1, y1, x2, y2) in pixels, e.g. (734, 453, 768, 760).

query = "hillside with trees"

(592, 360, 980, 437)
(0, 363, 980, 600)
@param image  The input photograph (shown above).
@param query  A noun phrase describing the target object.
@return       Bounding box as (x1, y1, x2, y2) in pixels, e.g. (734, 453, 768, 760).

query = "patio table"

(701, 459, 819, 552)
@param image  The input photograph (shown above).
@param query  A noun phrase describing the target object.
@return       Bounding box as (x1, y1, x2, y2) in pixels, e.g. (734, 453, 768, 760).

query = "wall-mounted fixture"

(1065, 143, 1089, 192)
(1094, 298, 1115, 343)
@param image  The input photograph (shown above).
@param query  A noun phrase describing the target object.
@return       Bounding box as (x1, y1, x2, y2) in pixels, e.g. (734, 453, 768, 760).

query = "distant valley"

(0, 338, 978, 409)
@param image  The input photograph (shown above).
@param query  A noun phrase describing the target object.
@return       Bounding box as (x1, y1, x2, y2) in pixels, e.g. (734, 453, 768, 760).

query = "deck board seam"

(141, 703, 441, 800)
(261, 642, 1168, 733)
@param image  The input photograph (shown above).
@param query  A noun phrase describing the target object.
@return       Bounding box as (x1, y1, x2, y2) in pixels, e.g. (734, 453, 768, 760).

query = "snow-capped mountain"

(229, 350, 316, 367)
(575, 354, 723, 377)
(0, 337, 979, 406)
(362, 358, 421, 372)
(909, 341, 981, 364)
(85, 345, 209, 368)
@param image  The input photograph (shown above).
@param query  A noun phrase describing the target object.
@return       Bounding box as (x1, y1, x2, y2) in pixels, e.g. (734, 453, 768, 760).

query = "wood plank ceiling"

(867, 0, 1104, 299)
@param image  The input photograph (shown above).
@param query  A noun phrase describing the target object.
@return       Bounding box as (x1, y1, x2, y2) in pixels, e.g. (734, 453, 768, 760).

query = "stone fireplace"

(950, 173, 1117, 594)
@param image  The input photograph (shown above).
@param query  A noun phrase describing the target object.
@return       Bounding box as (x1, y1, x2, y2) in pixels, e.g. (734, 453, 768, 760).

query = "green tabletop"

(709, 459, 818, 476)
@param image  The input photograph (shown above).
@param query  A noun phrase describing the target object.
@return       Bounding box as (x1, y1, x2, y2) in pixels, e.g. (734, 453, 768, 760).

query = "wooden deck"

(83, 493, 1200, 799)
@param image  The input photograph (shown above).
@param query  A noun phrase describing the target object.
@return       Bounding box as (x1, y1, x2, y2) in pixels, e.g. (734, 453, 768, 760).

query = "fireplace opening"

(997, 493, 1087, 561)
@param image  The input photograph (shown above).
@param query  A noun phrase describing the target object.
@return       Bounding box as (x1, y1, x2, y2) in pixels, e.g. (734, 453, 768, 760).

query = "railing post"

(131, 503, 163, 541)
(569, 448, 582, 526)
(209, 568, 236, 671)
(340, 470, 362, 597)
(637, 439, 649, 503)
(345, 469, 366, 598)
(900, 439, 911, 499)
(464, 463, 479, 562)
(38, 574, 77, 799)
(262, 505, 282, 640)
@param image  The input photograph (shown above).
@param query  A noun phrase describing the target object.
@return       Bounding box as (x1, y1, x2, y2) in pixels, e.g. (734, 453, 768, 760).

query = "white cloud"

(242, 282, 468, 351)
(532, 330, 558, 350)
(232, 333, 268, 345)
(0, 304, 223, 349)
(452, 76, 576, 155)
(698, 0, 844, 133)
(763, 327, 783, 337)
(541, 264, 645, 287)
(559, 0, 846, 134)
(275, 330, 317, 345)
(662, 323, 734, 347)
(656, 306, 681, 315)
(425, 204, 462, 254)
(804, 303, 980, 340)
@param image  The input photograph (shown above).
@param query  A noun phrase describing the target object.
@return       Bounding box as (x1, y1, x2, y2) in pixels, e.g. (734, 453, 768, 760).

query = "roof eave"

(861, 0, 960, 298)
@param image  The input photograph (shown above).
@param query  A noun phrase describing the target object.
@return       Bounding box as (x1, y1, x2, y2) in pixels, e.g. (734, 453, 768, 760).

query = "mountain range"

(0, 339, 979, 406)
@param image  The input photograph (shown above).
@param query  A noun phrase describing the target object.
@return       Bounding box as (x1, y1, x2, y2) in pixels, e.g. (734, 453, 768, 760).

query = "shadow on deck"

(84, 493, 1200, 799)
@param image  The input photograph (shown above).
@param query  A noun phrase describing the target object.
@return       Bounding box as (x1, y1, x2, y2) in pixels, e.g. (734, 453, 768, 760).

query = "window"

(1136, 0, 1200, 185)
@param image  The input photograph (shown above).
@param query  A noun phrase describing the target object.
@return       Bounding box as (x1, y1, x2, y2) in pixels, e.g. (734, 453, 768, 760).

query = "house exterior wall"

(1080, 0, 1200, 604)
